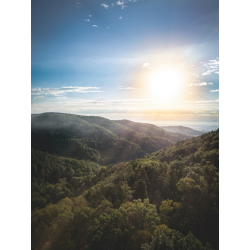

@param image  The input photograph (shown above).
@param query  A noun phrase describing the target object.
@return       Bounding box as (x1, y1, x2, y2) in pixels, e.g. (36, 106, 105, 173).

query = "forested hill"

(32, 129, 219, 250)
(32, 113, 189, 165)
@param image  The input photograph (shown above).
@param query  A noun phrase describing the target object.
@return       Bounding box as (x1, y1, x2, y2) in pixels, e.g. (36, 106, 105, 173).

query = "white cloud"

(31, 86, 103, 97)
(188, 82, 213, 87)
(92, 25, 98, 28)
(116, 0, 126, 9)
(202, 71, 212, 76)
(119, 16, 123, 19)
(117, 1, 124, 5)
(89, 15, 92, 17)
(210, 89, 219, 92)
(201, 58, 219, 75)
(101, 3, 109, 9)
(61, 86, 99, 89)
(84, 19, 90, 22)
(142, 63, 154, 69)
(117, 86, 138, 90)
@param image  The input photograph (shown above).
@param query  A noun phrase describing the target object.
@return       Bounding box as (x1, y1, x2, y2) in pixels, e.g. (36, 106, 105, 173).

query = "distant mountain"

(161, 125, 203, 136)
(32, 113, 189, 165)
(114, 119, 190, 142)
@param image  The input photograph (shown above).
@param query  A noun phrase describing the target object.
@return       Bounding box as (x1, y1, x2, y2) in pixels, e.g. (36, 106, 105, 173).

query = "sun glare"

(148, 68, 183, 98)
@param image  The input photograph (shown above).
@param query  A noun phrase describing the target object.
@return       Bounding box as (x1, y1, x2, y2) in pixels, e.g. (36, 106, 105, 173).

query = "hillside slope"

(32, 113, 144, 164)
(32, 113, 188, 165)
(83, 129, 219, 247)
(32, 129, 219, 250)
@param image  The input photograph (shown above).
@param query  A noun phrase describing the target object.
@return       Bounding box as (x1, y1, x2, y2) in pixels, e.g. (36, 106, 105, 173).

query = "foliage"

(31, 116, 219, 250)
(31, 149, 100, 210)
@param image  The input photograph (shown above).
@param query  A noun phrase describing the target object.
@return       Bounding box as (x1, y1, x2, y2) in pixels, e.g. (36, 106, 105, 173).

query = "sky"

(31, 0, 219, 130)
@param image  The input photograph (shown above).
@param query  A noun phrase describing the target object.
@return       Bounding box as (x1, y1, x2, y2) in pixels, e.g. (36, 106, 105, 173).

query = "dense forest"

(31, 113, 218, 250)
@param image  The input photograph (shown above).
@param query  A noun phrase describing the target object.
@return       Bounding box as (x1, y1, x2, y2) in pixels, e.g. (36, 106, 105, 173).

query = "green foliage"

(31, 118, 219, 250)
(151, 130, 219, 169)
(85, 199, 159, 250)
(31, 149, 100, 210)
(141, 226, 213, 250)
(159, 200, 182, 228)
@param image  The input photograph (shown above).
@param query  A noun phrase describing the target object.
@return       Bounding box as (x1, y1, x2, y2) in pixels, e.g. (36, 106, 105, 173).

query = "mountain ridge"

(161, 125, 203, 136)
(31, 113, 190, 165)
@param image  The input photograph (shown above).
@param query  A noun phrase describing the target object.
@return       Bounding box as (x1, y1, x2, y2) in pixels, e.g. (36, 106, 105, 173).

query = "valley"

(32, 113, 219, 250)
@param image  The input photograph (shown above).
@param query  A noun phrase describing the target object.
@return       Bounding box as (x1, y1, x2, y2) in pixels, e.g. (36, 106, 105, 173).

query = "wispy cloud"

(55, 96, 68, 100)
(185, 99, 219, 104)
(84, 19, 90, 22)
(117, 86, 138, 90)
(89, 15, 92, 17)
(188, 82, 213, 87)
(201, 57, 219, 76)
(75, 1, 82, 8)
(101, 3, 109, 9)
(32, 98, 219, 124)
(210, 89, 219, 92)
(92, 25, 98, 28)
(119, 16, 123, 19)
(33, 96, 45, 100)
(99, 0, 139, 11)
(142, 63, 154, 69)
(31, 86, 103, 97)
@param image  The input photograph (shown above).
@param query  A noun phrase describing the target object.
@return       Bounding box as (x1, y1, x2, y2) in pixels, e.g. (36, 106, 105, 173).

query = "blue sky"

(31, 0, 219, 129)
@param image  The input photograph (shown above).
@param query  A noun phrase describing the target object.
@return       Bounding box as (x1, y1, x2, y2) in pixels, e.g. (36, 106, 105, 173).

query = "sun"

(148, 68, 183, 98)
